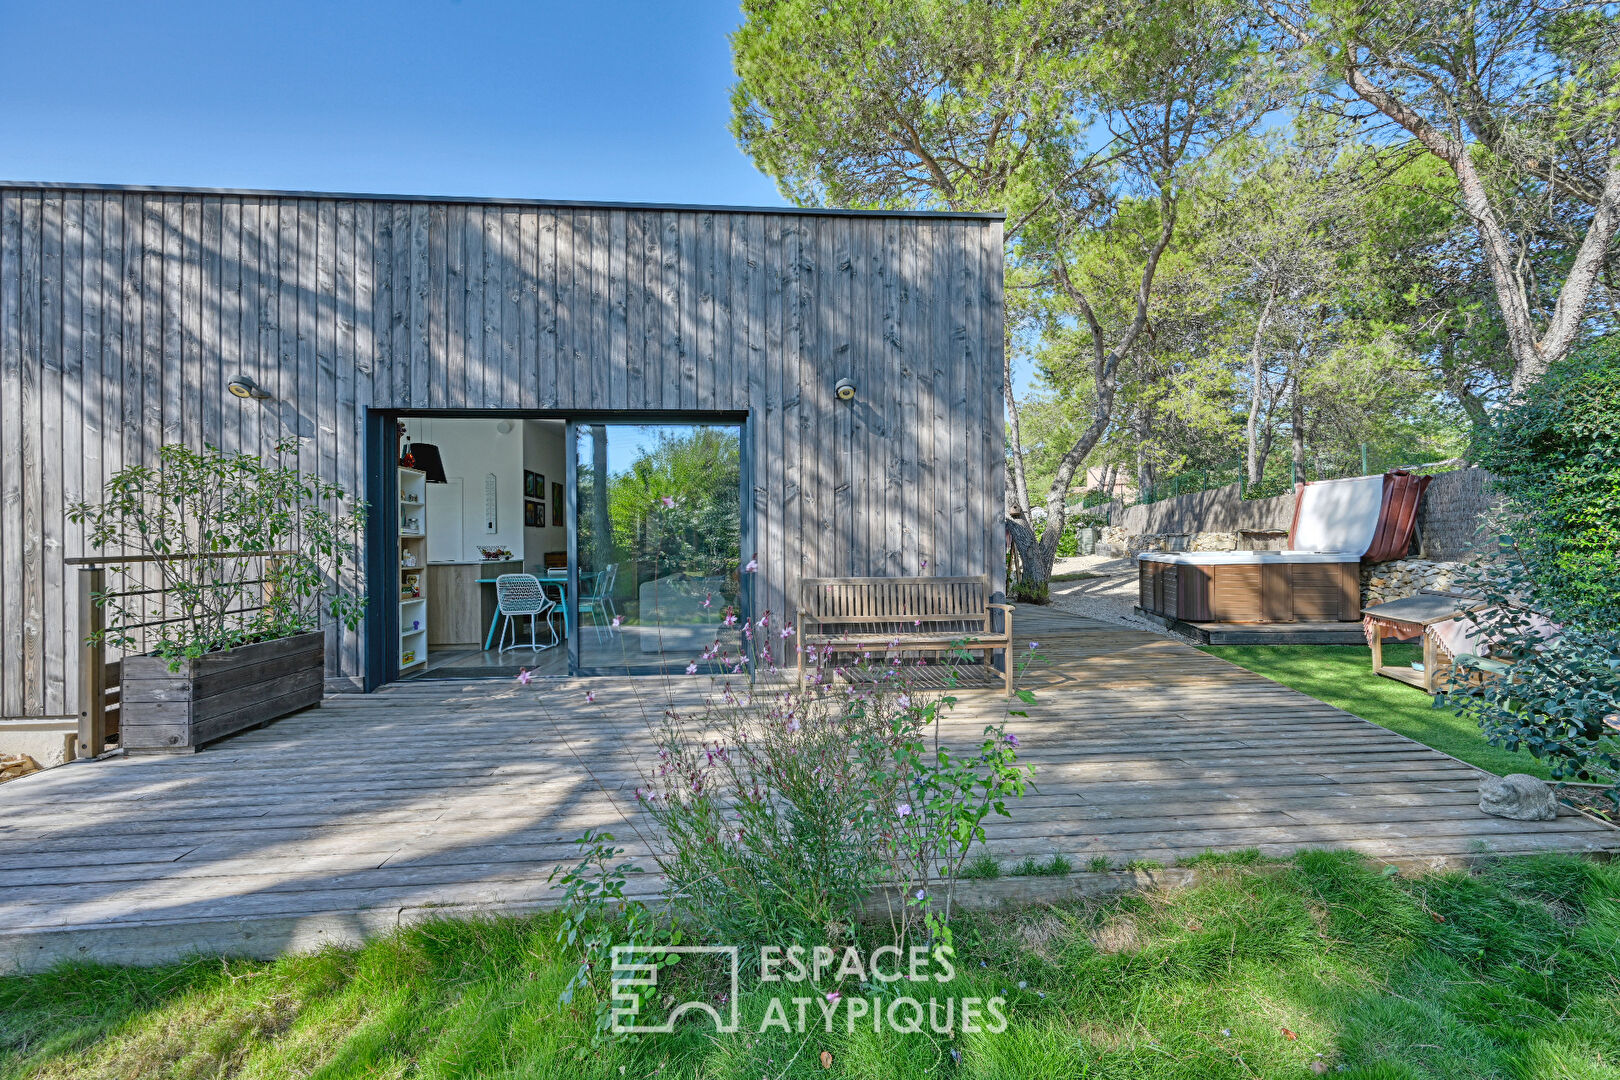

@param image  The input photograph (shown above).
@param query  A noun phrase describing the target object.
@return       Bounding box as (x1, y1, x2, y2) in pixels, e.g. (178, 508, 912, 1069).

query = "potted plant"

(69, 440, 366, 753)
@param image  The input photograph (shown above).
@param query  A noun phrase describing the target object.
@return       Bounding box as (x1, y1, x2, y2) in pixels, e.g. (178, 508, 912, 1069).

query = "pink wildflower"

(611, 614, 623, 628)
(897, 802, 912, 818)
(825, 990, 841, 1004)
(686, 662, 698, 675)
(659, 495, 675, 509)
(742, 556, 759, 573)
(516, 669, 532, 686)
(584, 690, 596, 704)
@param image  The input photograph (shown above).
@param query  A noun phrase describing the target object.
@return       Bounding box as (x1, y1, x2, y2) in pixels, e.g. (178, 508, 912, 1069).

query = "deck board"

(1, 607, 1614, 970)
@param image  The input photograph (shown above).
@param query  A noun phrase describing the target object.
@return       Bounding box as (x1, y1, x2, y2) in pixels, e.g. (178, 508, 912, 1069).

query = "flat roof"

(0, 180, 1004, 220)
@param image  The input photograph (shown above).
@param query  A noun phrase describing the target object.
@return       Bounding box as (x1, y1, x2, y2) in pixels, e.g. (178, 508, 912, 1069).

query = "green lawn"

(4, 852, 1618, 1078)
(1199, 643, 1553, 780)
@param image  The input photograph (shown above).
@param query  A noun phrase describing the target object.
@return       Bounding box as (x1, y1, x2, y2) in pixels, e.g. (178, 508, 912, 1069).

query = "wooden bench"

(796, 576, 1014, 695)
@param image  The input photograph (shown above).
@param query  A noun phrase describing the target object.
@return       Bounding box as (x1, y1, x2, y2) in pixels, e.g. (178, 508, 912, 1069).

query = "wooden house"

(0, 182, 1005, 716)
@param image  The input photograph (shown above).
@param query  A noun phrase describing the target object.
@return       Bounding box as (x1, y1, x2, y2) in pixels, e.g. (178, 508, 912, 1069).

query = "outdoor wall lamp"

(226, 374, 272, 400)
(834, 378, 857, 402)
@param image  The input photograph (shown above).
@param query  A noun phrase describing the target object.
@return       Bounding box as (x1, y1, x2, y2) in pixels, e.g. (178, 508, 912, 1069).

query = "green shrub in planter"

(70, 441, 367, 751)
(70, 440, 366, 665)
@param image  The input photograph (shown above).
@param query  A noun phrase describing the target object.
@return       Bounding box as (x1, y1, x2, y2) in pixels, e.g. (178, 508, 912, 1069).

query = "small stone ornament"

(1478, 773, 1558, 821)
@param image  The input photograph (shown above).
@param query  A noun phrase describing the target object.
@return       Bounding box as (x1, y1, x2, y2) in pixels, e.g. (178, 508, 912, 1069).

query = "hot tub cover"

(1138, 550, 1360, 565)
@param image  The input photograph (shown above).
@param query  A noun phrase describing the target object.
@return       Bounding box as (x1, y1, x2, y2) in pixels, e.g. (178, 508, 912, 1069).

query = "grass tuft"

(1008, 854, 1072, 877)
(962, 853, 1002, 880)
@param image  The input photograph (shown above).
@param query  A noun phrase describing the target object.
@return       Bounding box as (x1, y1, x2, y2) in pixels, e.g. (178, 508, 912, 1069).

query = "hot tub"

(1134, 472, 1431, 625)
(1138, 550, 1362, 623)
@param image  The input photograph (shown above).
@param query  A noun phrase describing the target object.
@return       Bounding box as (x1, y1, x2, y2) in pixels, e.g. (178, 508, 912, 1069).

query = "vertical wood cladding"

(0, 185, 1004, 712)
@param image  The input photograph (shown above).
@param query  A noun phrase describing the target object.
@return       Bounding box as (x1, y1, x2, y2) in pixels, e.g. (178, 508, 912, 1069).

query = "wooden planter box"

(120, 630, 325, 753)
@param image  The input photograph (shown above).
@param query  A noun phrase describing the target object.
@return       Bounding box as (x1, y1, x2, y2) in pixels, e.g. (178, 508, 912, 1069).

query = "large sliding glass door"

(571, 422, 745, 675)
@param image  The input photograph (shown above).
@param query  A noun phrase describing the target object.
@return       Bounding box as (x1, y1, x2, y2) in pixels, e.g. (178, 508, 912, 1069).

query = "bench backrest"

(798, 576, 992, 633)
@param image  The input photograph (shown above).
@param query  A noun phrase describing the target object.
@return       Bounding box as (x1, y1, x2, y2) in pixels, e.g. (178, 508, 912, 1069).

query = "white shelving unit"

(398, 467, 428, 672)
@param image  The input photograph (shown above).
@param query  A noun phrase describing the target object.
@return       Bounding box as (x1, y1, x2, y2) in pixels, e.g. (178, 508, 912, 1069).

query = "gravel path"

(1042, 553, 1176, 637)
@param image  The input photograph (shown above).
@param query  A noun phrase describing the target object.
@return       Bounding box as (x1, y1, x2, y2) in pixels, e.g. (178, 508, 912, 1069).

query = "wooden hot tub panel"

(1140, 560, 1361, 624)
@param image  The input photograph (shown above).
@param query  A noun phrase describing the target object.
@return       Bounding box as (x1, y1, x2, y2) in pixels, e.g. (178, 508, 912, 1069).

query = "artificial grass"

(4, 852, 1619, 1078)
(1199, 643, 1554, 780)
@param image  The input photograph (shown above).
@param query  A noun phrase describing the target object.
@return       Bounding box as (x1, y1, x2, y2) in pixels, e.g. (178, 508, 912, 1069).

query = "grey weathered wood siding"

(0, 184, 1005, 715)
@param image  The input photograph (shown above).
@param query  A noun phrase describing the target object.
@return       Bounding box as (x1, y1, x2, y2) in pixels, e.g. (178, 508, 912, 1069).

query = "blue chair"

(495, 574, 557, 652)
(578, 565, 619, 641)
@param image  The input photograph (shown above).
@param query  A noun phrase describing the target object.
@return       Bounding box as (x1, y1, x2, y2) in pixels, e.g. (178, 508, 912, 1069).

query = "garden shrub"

(1471, 336, 1620, 623)
(1446, 338, 1620, 801)
(635, 648, 1034, 949)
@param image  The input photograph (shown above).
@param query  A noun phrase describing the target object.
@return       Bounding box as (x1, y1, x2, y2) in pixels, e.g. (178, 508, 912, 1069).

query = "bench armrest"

(985, 602, 1014, 642)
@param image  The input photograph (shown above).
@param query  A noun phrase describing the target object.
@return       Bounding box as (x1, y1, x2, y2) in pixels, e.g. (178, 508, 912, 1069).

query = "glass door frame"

(565, 416, 753, 677)
(366, 408, 751, 686)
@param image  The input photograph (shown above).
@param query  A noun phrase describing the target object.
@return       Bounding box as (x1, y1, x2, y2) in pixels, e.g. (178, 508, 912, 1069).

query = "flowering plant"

(635, 636, 1039, 949)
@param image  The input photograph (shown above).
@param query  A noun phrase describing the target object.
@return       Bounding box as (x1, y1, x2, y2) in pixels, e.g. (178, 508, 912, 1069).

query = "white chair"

(495, 574, 557, 653)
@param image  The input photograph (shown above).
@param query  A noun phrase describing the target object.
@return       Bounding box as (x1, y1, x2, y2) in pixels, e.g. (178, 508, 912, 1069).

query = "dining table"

(479, 573, 573, 651)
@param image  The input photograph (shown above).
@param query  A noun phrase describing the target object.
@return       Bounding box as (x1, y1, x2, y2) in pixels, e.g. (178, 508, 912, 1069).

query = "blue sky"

(2, 0, 1037, 395)
(0, 0, 784, 207)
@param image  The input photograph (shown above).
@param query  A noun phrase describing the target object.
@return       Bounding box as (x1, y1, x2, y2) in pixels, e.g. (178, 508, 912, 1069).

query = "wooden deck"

(1136, 608, 1370, 645)
(2, 607, 1615, 971)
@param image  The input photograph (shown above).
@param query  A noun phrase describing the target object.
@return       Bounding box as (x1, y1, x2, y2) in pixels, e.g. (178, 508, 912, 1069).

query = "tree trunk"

(1255, 425, 1277, 488)
(1004, 347, 1034, 520)
(1134, 407, 1154, 502)
(1333, 59, 1620, 395)
(591, 424, 611, 570)
(1004, 517, 1047, 590)
(1245, 283, 1278, 486)
(1031, 183, 1181, 576)
(1290, 374, 1306, 485)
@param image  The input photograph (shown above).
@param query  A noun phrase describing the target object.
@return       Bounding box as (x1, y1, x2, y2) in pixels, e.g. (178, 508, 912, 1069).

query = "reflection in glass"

(575, 424, 743, 673)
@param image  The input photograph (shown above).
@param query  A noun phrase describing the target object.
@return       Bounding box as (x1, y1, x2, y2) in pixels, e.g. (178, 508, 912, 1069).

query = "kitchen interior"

(397, 417, 571, 680)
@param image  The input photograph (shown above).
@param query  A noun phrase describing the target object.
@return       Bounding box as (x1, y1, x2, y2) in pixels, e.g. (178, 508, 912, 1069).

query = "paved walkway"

(2, 606, 1614, 970)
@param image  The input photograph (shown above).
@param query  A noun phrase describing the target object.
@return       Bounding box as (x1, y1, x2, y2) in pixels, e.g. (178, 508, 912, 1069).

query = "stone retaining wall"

(1361, 559, 1467, 606)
